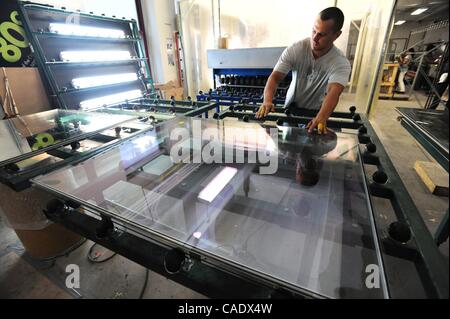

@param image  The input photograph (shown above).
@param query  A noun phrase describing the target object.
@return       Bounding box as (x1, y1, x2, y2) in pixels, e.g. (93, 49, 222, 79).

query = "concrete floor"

(0, 91, 448, 299)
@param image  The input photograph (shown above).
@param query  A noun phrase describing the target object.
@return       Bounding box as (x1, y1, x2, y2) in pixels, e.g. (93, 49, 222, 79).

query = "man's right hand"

(255, 102, 275, 119)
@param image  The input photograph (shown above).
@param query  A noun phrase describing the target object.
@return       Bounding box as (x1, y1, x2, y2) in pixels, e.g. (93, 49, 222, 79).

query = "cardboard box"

(0, 67, 51, 116)
(154, 80, 184, 100)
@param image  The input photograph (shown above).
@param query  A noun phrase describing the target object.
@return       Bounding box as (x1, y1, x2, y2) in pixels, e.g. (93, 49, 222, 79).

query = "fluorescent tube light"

(49, 23, 125, 38)
(71, 73, 138, 89)
(60, 50, 131, 62)
(79, 89, 142, 110)
(411, 8, 428, 15)
(394, 20, 406, 25)
(198, 167, 238, 203)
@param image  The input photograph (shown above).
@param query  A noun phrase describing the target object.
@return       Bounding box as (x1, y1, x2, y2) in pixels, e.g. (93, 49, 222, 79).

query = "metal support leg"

(435, 210, 449, 246)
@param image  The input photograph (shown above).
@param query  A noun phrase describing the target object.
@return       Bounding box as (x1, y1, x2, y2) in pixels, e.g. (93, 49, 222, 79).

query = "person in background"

(396, 48, 413, 93)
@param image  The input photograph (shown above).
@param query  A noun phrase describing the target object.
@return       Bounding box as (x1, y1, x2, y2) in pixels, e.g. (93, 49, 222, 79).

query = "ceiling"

(394, 0, 449, 24)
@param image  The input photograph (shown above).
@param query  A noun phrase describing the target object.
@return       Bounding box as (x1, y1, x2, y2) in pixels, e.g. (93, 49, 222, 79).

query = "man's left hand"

(306, 114, 328, 134)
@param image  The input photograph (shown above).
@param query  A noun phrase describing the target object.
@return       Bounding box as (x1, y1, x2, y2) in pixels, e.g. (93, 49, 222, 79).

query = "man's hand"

(255, 102, 275, 119)
(306, 113, 329, 134)
(307, 83, 344, 134)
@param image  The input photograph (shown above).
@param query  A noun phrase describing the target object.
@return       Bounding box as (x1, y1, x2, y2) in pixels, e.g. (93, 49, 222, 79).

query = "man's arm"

(306, 82, 344, 134)
(255, 71, 287, 118)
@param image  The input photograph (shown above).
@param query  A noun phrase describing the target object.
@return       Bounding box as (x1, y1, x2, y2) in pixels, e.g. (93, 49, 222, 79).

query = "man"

(255, 7, 351, 134)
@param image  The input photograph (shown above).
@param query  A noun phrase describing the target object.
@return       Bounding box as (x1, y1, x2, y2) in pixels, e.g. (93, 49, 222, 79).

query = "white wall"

(219, 0, 334, 49)
(141, 0, 178, 84)
(335, 0, 375, 56)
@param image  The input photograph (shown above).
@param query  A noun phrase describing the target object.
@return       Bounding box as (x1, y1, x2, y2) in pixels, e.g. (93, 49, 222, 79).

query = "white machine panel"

(207, 47, 286, 69)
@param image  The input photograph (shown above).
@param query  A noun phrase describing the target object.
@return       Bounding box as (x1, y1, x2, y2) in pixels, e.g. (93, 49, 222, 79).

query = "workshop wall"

(218, 0, 334, 49)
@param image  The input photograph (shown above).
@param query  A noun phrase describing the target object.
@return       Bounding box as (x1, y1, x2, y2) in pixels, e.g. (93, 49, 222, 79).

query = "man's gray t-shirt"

(274, 38, 351, 110)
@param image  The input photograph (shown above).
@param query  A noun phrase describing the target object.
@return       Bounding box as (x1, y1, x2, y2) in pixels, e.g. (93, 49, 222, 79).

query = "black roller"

(70, 141, 81, 151)
(366, 142, 377, 153)
(164, 248, 185, 274)
(284, 109, 291, 116)
(229, 105, 235, 111)
(45, 199, 66, 217)
(276, 119, 284, 126)
(242, 115, 249, 122)
(349, 106, 357, 113)
(388, 222, 412, 243)
(372, 171, 388, 184)
(353, 114, 361, 121)
(358, 125, 367, 135)
(187, 96, 192, 101)
(5, 163, 19, 173)
(199, 90, 203, 95)
(114, 127, 122, 134)
(213, 113, 220, 119)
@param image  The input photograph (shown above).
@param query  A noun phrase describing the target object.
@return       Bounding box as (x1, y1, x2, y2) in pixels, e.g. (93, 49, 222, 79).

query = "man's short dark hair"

(319, 7, 344, 33)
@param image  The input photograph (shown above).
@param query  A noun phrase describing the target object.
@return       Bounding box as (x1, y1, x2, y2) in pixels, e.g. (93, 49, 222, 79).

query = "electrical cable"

(22, 238, 88, 271)
(138, 269, 149, 299)
(87, 242, 117, 263)
(85, 238, 149, 298)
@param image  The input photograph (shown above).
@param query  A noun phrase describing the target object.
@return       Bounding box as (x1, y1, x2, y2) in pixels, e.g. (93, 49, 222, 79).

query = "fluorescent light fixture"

(394, 20, 406, 25)
(198, 167, 238, 203)
(411, 8, 428, 15)
(60, 50, 131, 62)
(71, 73, 138, 89)
(49, 23, 125, 38)
(80, 89, 142, 110)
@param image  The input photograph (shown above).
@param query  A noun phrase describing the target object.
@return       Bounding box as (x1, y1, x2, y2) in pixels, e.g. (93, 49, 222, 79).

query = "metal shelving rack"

(17, 1, 156, 110)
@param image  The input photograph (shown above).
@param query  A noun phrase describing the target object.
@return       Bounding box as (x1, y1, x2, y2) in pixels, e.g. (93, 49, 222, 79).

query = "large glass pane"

(178, 0, 215, 98)
(0, 109, 135, 165)
(34, 117, 387, 298)
(337, 0, 397, 114)
(396, 107, 449, 153)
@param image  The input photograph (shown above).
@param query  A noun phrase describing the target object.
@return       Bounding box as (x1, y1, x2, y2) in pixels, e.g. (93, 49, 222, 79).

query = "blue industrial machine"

(197, 48, 291, 108)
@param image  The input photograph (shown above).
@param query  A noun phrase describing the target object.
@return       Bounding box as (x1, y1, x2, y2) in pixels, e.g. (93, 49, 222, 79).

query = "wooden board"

(414, 160, 449, 197)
